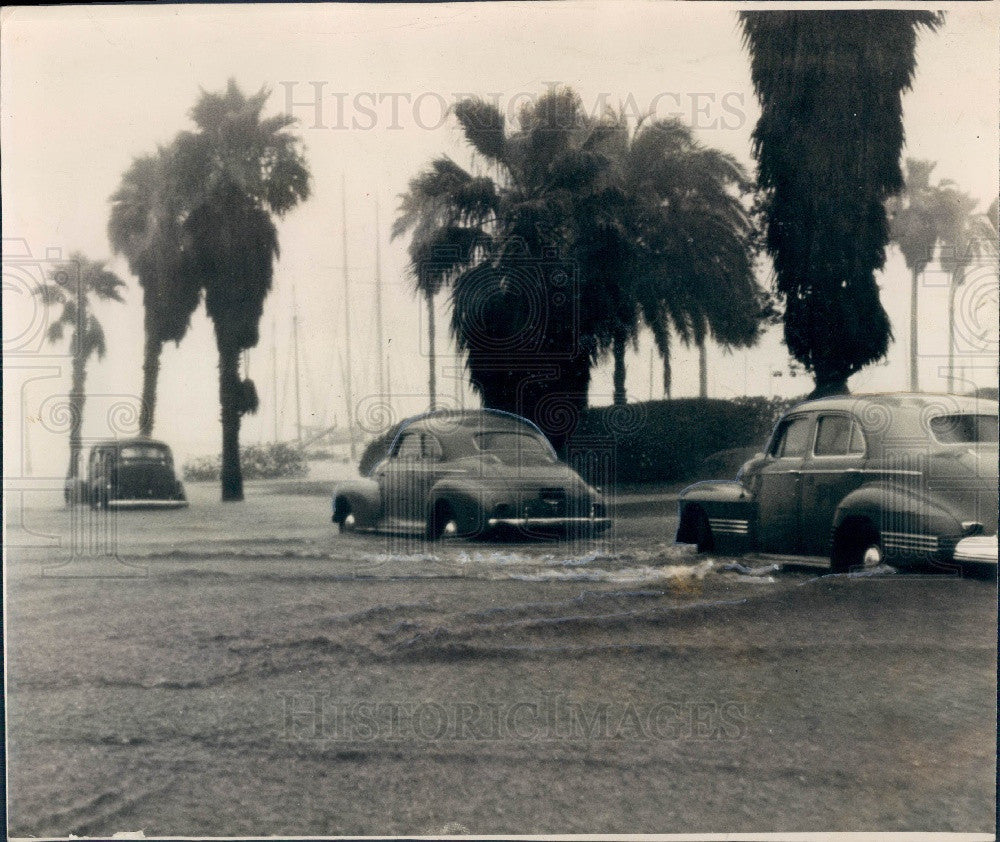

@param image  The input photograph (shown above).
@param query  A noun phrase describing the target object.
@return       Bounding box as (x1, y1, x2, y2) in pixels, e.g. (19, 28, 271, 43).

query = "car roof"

(788, 392, 998, 416)
(89, 438, 173, 451)
(402, 409, 541, 436)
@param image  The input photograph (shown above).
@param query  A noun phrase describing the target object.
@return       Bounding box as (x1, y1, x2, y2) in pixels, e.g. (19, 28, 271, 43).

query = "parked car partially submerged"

(333, 409, 610, 539)
(73, 438, 188, 509)
(676, 393, 998, 571)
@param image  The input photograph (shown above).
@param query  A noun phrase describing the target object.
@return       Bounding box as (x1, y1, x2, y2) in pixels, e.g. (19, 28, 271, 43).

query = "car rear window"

(474, 432, 555, 464)
(929, 414, 999, 444)
(120, 445, 170, 462)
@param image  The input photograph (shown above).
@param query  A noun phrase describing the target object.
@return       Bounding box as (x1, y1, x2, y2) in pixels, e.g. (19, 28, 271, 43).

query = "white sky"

(3, 2, 998, 478)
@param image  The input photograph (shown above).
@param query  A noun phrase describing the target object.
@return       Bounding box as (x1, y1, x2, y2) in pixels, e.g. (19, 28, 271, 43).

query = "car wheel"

(692, 507, 714, 553)
(427, 500, 458, 541)
(831, 520, 883, 573)
(334, 498, 356, 534)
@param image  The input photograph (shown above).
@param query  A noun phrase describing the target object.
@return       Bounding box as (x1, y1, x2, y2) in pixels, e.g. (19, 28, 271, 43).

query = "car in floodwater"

(332, 409, 611, 539)
(74, 438, 188, 509)
(676, 393, 998, 572)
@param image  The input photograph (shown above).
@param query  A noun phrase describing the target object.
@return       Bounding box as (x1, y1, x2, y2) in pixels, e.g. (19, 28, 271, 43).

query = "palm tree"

(108, 142, 201, 437)
(176, 80, 310, 500)
(939, 190, 995, 391)
(607, 115, 766, 404)
(35, 253, 126, 480)
(886, 159, 953, 391)
(396, 95, 766, 434)
(394, 90, 607, 445)
(740, 11, 943, 397)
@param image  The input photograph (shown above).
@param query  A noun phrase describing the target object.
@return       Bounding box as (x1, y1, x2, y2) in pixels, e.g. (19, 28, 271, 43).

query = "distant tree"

(886, 159, 955, 391)
(176, 80, 310, 500)
(35, 254, 126, 479)
(108, 143, 201, 436)
(740, 11, 943, 397)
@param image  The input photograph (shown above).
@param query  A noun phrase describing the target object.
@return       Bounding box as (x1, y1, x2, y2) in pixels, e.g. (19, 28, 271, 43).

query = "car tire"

(334, 498, 356, 534)
(692, 507, 715, 553)
(831, 520, 883, 573)
(427, 500, 457, 541)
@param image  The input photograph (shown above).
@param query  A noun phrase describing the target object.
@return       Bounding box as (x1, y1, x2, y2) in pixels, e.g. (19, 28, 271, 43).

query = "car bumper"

(108, 499, 189, 509)
(487, 516, 612, 533)
(952, 535, 998, 565)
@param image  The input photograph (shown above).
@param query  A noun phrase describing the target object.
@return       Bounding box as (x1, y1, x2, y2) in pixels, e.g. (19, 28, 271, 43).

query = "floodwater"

(5, 483, 996, 836)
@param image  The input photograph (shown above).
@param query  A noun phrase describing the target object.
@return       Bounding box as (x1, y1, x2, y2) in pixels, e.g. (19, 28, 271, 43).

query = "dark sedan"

(81, 438, 188, 509)
(332, 409, 610, 539)
(676, 393, 998, 572)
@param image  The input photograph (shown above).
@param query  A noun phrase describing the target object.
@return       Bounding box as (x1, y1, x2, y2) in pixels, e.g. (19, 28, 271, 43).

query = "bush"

(183, 442, 309, 481)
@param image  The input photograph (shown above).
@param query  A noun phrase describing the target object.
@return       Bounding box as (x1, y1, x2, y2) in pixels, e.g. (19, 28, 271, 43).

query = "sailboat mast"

(374, 195, 385, 401)
(292, 285, 303, 443)
(341, 175, 357, 461)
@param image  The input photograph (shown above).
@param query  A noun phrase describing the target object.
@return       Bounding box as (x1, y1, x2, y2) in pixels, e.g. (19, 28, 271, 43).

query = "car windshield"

(474, 432, 555, 464)
(119, 445, 170, 463)
(929, 414, 999, 444)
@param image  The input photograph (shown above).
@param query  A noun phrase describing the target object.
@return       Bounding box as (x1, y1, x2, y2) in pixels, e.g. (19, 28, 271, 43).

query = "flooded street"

(5, 483, 996, 836)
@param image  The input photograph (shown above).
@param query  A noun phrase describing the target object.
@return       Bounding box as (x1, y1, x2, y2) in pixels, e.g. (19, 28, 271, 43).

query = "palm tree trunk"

(698, 338, 708, 398)
(67, 347, 86, 479)
(612, 334, 627, 406)
(909, 266, 919, 392)
(426, 291, 437, 411)
(662, 344, 672, 399)
(947, 278, 956, 392)
(140, 333, 162, 438)
(218, 338, 244, 501)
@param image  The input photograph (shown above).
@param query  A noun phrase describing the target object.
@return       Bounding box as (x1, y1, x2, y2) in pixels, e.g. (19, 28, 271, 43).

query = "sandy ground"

(4, 481, 997, 836)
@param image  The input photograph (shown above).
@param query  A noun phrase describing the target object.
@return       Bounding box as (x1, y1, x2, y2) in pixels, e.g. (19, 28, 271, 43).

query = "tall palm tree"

(394, 90, 607, 445)
(939, 189, 994, 391)
(886, 159, 953, 391)
(176, 80, 310, 500)
(740, 11, 943, 397)
(35, 253, 126, 479)
(608, 116, 766, 403)
(108, 142, 201, 437)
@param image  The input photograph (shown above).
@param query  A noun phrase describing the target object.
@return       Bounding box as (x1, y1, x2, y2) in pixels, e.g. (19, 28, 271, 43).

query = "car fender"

(428, 477, 505, 535)
(332, 478, 382, 528)
(834, 481, 961, 541)
(677, 480, 756, 547)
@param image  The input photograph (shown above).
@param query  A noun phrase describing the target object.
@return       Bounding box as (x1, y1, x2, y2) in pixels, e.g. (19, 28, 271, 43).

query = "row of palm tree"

(393, 90, 770, 446)
(888, 159, 998, 392)
(106, 81, 310, 500)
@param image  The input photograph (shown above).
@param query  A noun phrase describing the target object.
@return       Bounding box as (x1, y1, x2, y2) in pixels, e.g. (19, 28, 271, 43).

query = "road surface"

(5, 482, 996, 836)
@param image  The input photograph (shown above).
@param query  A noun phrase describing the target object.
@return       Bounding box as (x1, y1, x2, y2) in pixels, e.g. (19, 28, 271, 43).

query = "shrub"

(183, 442, 309, 481)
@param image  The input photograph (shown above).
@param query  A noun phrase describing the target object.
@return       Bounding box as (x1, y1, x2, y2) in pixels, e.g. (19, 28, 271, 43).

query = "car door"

(380, 431, 424, 525)
(755, 413, 814, 554)
(799, 413, 867, 555)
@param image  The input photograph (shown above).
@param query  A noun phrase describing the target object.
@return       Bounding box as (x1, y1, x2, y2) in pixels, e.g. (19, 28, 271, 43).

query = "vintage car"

(79, 438, 188, 509)
(676, 393, 998, 571)
(332, 409, 611, 539)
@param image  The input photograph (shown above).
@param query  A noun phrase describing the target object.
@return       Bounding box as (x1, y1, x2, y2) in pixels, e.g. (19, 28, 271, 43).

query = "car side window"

(772, 416, 813, 458)
(814, 415, 852, 456)
(848, 421, 866, 455)
(395, 433, 422, 461)
(422, 434, 444, 462)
